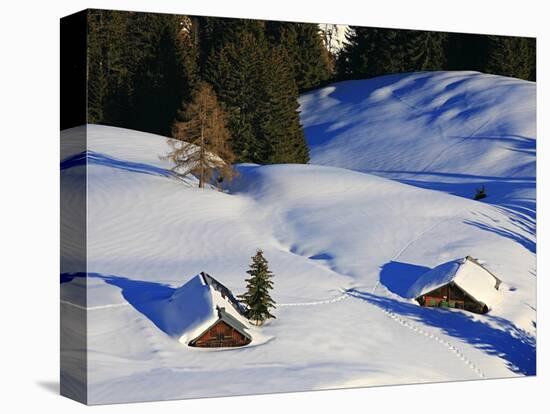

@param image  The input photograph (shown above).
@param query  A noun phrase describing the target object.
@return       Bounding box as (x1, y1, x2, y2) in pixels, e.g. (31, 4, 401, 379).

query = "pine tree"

(197, 17, 265, 72)
(239, 250, 276, 325)
(403, 30, 448, 72)
(266, 22, 331, 91)
(88, 10, 130, 125)
(167, 82, 235, 188)
(486, 36, 535, 81)
(258, 46, 309, 164)
(204, 31, 265, 162)
(336, 26, 370, 78)
(87, 10, 197, 135)
(205, 31, 309, 164)
(337, 27, 404, 79)
(444, 33, 536, 81)
(125, 13, 194, 136)
(444, 33, 491, 73)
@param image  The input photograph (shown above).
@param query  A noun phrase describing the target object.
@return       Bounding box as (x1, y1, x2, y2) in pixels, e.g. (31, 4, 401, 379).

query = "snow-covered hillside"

(300, 71, 536, 222)
(61, 72, 535, 404)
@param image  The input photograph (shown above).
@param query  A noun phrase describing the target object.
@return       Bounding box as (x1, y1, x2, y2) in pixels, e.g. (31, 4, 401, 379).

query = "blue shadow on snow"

(61, 151, 176, 179)
(309, 253, 334, 261)
(349, 289, 536, 376)
(379, 261, 430, 298)
(464, 219, 536, 254)
(61, 272, 177, 336)
(62, 273, 537, 376)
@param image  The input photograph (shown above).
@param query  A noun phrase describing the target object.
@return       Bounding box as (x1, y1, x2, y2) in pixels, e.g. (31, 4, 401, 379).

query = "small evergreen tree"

(474, 185, 487, 200)
(168, 82, 235, 188)
(239, 250, 276, 325)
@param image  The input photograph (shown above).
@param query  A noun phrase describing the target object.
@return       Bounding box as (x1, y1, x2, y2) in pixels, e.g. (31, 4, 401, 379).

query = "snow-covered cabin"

(164, 272, 252, 347)
(407, 256, 502, 314)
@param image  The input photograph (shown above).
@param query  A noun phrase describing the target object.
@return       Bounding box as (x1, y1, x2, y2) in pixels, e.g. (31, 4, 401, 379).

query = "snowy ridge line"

(277, 292, 350, 307)
(60, 300, 130, 311)
(61, 292, 353, 310)
(61, 150, 174, 178)
(346, 290, 486, 379)
(61, 287, 353, 311)
(61, 150, 196, 187)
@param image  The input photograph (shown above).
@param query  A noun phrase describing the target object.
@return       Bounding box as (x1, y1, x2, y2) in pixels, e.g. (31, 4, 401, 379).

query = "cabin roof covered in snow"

(161, 272, 251, 344)
(407, 256, 501, 308)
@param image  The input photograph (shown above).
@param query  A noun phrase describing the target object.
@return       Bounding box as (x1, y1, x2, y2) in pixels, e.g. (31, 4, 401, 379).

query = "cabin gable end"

(417, 281, 488, 314)
(189, 319, 251, 348)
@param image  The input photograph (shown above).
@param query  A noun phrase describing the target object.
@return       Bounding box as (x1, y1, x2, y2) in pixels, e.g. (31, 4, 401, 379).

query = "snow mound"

(164, 273, 251, 345)
(407, 256, 501, 309)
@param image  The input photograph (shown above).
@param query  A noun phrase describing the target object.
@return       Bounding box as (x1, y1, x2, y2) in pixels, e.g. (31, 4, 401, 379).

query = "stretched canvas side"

(60, 9, 88, 405)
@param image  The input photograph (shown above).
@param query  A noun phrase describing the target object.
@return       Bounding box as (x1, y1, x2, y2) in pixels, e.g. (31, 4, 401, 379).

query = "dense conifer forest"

(87, 10, 536, 164)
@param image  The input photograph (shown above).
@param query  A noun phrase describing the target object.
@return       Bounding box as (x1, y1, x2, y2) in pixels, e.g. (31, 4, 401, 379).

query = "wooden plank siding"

(190, 320, 251, 348)
(417, 282, 488, 314)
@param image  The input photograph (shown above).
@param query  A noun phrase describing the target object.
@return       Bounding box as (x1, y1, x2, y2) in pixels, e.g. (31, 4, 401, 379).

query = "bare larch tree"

(167, 82, 235, 188)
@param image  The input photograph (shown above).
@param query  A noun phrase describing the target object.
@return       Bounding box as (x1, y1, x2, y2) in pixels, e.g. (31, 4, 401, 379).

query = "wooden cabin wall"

(418, 283, 488, 314)
(190, 320, 251, 348)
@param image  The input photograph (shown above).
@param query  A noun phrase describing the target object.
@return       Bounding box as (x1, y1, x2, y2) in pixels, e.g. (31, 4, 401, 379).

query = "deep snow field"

(61, 71, 536, 404)
(300, 71, 536, 221)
